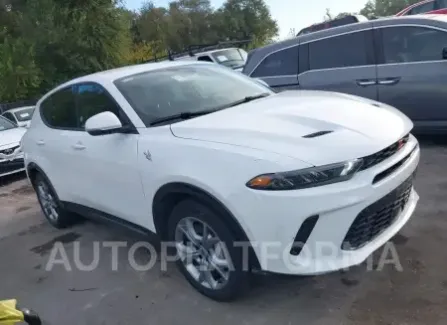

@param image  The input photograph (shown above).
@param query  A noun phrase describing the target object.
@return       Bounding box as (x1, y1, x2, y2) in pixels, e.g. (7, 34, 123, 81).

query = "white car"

(1, 106, 35, 128)
(0, 116, 26, 178)
(22, 61, 420, 301)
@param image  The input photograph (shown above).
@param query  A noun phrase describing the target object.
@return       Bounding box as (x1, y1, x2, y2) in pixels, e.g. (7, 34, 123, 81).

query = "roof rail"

(144, 39, 252, 63)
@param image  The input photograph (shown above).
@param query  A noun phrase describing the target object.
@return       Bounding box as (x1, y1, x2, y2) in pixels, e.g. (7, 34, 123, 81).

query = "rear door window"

(309, 30, 373, 70)
(251, 46, 299, 77)
(41, 87, 78, 129)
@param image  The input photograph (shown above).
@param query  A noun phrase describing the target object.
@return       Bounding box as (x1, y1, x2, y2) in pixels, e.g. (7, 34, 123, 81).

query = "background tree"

(0, 0, 278, 103)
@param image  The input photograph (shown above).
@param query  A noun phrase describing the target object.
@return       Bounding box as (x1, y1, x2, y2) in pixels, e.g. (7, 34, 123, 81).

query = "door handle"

(72, 143, 86, 150)
(356, 79, 377, 87)
(378, 77, 400, 86)
(36, 140, 45, 146)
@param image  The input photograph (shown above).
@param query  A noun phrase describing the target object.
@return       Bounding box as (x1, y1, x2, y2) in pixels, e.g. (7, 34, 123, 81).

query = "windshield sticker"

(20, 113, 30, 118)
(217, 55, 228, 62)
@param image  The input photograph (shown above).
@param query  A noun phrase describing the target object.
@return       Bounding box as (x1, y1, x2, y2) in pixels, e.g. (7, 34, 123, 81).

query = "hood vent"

(302, 130, 334, 138)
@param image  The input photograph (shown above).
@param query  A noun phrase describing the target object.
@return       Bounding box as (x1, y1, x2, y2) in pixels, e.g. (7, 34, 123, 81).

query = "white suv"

(22, 61, 420, 301)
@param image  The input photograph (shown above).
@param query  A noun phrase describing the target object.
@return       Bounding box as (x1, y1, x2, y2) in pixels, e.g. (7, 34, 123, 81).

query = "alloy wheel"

(36, 181, 59, 221)
(175, 217, 232, 290)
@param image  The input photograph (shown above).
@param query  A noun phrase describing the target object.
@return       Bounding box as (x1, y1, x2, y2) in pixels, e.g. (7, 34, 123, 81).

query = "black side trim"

(290, 215, 319, 256)
(63, 201, 157, 239)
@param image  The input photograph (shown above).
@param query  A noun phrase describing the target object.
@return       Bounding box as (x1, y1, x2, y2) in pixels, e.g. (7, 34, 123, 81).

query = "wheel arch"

(26, 162, 46, 185)
(152, 182, 260, 269)
(26, 162, 58, 197)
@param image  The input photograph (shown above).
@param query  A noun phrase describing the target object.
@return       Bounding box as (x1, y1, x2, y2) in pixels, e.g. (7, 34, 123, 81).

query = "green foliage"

(0, 0, 278, 103)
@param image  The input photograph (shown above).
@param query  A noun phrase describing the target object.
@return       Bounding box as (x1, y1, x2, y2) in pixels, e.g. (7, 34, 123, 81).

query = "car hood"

(0, 127, 26, 148)
(170, 90, 413, 166)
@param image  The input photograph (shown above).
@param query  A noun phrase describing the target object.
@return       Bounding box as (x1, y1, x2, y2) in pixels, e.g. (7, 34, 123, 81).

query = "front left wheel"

(167, 199, 249, 301)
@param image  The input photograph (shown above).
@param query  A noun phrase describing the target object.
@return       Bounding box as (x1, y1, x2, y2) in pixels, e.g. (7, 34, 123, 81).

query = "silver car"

(243, 14, 447, 134)
(0, 116, 26, 177)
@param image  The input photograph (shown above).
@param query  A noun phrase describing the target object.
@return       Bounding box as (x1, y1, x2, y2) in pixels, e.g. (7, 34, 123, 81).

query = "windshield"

(211, 49, 247, 69)
(0, 116, 17, 131)
(114, 64, 272, 127)
(13, 107, 34, 122)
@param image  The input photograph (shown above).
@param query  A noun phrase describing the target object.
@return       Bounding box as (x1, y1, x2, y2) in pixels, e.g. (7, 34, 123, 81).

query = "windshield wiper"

(150, 109, 217, 126)
(223, 93, 271, 109)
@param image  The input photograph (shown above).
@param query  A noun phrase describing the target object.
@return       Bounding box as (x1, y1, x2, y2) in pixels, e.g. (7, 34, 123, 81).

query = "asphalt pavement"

(0, 137, 446, 325)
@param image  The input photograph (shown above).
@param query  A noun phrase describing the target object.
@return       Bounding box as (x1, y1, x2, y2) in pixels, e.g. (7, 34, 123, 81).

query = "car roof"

(243, 14, 447, 75)
(3, 106, 35, 113)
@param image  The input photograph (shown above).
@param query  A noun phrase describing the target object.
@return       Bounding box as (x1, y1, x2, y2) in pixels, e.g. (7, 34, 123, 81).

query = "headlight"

(246, 159, 363, 191)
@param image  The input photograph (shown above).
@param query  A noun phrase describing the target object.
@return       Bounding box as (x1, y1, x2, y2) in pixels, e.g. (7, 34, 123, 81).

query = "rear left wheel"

(33, 173, 77, 229)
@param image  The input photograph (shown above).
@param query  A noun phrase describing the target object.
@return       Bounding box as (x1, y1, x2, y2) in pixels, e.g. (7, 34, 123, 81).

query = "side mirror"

(85, 111, 123, 136)
(253, 78, 270, 88)
(443, 47, 447, 60)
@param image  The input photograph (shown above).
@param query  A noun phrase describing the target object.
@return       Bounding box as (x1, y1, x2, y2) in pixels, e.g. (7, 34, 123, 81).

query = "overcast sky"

(124, 0, 370, 39)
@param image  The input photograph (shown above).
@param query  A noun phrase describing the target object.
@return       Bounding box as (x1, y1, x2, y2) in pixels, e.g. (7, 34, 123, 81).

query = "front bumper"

(0, 153, 25, 177)
(229, 135, 420, 275)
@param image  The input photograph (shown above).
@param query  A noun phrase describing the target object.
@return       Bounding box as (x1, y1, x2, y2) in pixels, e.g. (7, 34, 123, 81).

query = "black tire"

(33, 172, 77, 229)
(167, 199, 250, 301)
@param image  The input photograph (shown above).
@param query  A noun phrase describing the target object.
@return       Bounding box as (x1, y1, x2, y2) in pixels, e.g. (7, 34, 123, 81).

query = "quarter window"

(381, 26, 447, 63)
(41, 87, 78, 129)
(251, 46, 299, 77)
(77, 83, 121, 128)
(309, 31, 371, 70)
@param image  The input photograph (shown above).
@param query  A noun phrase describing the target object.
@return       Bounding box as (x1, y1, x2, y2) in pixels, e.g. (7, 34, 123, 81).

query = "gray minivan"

(243, 15, 447, 134)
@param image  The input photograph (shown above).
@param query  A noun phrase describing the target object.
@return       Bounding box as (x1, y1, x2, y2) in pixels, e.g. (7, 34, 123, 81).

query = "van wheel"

(167, 199, 249, 301)
(33, 173, 76, 229)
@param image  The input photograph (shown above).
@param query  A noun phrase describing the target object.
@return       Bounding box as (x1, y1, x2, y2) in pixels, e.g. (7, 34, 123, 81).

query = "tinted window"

(309, 31, 371, 70)
(77, 84, 120, 128)
(381, 26, 447, 63)
(114, 65, 272, 126)
(41, 87, 78, 129)
(251, 46, 298, 77)
(409, 1, 434, 14)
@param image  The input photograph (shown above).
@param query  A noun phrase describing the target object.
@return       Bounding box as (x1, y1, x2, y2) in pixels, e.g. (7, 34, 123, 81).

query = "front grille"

(0, 145, 20, 156)
(342, 174, 414, 250)
(0, 158, 25, 175)
(360, 134, 409, 171)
